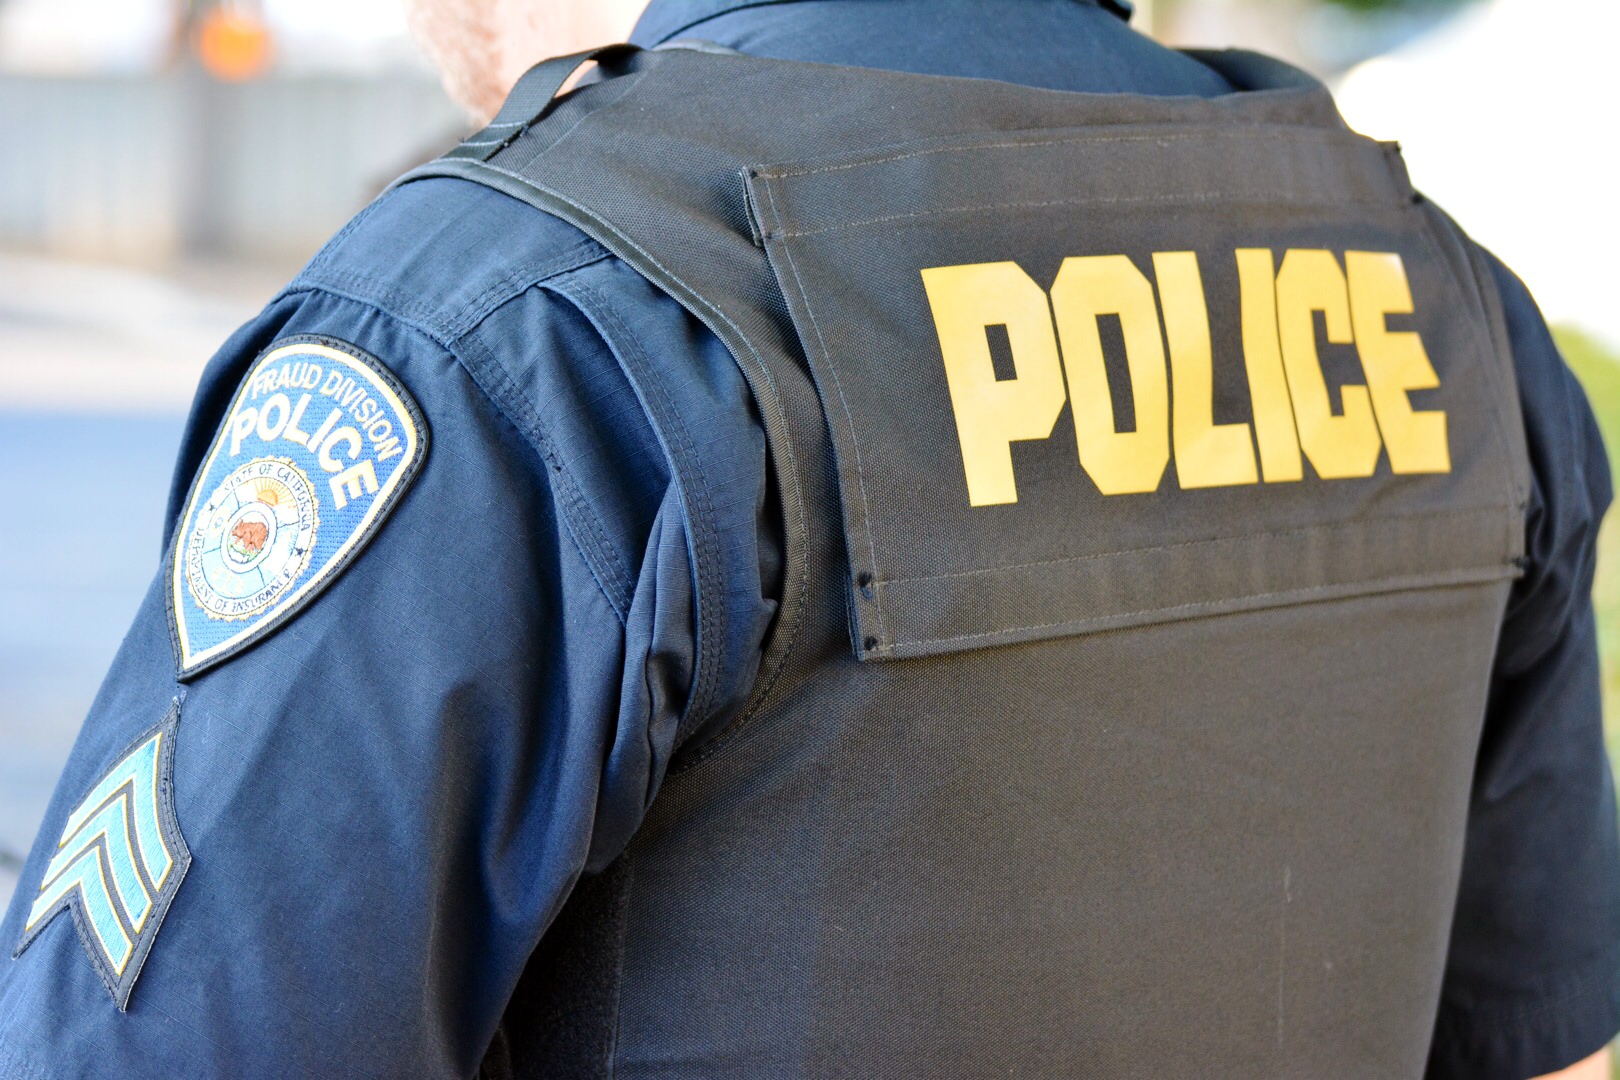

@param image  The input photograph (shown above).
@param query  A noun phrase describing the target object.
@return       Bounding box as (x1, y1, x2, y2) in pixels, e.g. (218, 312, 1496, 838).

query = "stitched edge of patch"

(165, 334, 430, 679)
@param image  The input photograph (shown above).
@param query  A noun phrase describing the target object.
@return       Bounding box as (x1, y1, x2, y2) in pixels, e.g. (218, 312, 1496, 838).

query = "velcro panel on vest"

(747, 126, 1526, 660)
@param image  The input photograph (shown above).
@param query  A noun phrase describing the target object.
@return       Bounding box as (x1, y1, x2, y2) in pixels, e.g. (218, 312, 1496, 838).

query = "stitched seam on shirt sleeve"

(551, 274, 727, 734)
(448, 327, 637, 622)
(1434, 959, 1620, 1031)
(1427, 962, 1620, 1080)
(1444, 986, 1615, 1030)
(291, 239, 610, 344)
(282, 283, 635, 624)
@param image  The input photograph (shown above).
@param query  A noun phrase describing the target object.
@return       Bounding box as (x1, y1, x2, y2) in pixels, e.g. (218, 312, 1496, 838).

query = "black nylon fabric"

(748, 123, 1522, 658)
(405, 45, 1531, 1077)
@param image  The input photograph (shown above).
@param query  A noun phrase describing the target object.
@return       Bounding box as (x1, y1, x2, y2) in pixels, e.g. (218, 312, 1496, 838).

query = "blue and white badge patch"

(170, 336, 427, 676)
(15, 702, 189, 1010)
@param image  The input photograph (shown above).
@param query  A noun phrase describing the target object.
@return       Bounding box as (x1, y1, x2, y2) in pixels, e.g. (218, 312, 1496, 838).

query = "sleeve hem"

(1427, 965, 1620, 1079)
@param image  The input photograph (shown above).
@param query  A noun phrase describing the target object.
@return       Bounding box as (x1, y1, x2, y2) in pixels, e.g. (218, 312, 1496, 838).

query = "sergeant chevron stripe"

(15, 703, 191, 1010)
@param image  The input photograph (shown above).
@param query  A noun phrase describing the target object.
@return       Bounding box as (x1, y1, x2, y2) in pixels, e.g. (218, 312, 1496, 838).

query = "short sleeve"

(0, 281, 701, 1077)
(1426, 252, 1620, 1078)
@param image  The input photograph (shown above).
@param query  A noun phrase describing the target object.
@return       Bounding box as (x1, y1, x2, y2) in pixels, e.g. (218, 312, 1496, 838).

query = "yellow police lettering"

(1154, 251, 1259, 489)
(923, 247, 1449, 505)
(1275, 249, 1382, 480)
(1346, 251, 1451, 474)
(1236, 248, 1304, 483)
(921, 261, 1067, 507)
(1049, 255, 1170, 496)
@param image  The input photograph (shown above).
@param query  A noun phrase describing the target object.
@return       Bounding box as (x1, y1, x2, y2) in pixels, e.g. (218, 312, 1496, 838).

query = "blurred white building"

(1335, 0, 1620, 347)
(0, 0, 423, 74)
(0, 0, 463, 265)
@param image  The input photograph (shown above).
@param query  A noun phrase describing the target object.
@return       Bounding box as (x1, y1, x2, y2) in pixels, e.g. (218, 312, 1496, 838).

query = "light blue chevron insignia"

(14, 703, 190, 1010)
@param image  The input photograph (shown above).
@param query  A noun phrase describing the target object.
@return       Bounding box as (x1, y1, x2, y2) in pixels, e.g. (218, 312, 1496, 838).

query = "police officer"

(0, 2, 1614, 1078)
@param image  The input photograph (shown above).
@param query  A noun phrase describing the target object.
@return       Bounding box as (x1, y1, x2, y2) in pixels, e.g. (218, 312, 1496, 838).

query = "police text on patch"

(169, 336, 426, 676)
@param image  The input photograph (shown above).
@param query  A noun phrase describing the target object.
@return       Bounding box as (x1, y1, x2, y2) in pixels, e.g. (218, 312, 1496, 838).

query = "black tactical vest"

(402, 43, 1530, 1078)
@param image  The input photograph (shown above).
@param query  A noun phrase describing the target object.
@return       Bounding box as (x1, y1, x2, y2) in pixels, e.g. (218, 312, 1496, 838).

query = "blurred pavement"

(0, 251, 293, 412)
(0, 251, 286, 911)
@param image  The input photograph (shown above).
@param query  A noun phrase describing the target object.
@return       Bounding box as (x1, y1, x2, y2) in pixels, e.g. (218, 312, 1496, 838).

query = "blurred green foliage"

(1553, 328, 1620, 777)
(1549, 330, 1618, 1078)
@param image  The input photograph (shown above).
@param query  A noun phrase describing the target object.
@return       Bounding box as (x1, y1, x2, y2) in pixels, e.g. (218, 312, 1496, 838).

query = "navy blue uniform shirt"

(1, 1, 1614, 1077)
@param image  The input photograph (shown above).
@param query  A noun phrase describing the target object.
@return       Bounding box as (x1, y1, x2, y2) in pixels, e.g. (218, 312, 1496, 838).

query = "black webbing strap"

(445, 43, 642, 162)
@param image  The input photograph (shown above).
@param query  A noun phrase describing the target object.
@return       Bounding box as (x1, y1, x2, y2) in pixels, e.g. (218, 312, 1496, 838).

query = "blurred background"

(0, 0, 466, 910)
(0, 0, 1616, 982)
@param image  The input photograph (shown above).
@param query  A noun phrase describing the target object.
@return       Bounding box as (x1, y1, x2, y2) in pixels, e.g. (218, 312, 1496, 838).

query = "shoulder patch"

(169, 335, 427, 677)
(15, 701, 190, 1010)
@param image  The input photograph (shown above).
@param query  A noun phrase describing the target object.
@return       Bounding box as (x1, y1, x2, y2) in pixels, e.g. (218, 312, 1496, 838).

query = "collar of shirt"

(629, 0, 1132, 49)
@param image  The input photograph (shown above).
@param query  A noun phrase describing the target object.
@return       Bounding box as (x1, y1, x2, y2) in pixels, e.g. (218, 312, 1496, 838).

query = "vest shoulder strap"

(398, 44, 1528, 676)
